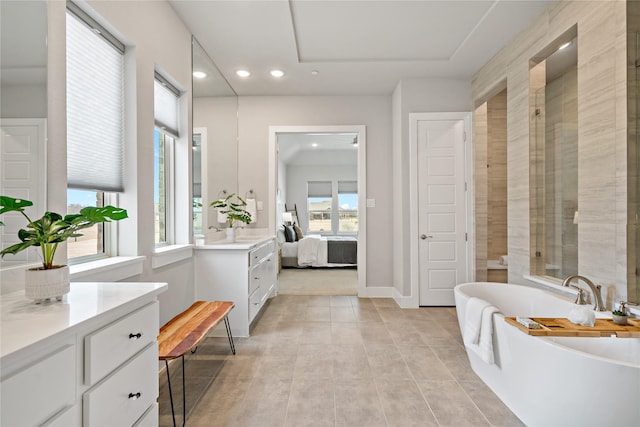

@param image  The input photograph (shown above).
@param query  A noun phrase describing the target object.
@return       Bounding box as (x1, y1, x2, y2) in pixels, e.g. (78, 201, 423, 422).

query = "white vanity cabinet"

(0, 282, 167, 427)
(195, 237, 277, 337)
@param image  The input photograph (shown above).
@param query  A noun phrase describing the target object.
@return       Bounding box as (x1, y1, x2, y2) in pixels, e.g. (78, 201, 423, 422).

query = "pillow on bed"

(283, 225, 297, 242)
(293, 224, 304, 240)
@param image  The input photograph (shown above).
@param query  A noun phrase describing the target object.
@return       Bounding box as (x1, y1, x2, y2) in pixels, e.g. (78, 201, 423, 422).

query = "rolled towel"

(568, 306, 595, 327)
(499, 255, 508, 266)
(245, 198, 257, 224)
(464, 297, 491, 346)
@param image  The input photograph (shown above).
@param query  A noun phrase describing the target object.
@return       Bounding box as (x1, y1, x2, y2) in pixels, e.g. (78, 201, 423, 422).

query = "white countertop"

(195, 235, 274, 250)
(0, 282, 167, 360)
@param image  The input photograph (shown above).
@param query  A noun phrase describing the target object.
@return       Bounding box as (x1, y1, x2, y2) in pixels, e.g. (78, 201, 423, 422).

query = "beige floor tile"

(158, 294, 522, 427)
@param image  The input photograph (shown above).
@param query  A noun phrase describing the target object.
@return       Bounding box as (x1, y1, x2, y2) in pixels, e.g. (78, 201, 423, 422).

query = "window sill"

(70, 256, 145, 282)
(152, 244, 194, 269)
(524, 275, 578, 297)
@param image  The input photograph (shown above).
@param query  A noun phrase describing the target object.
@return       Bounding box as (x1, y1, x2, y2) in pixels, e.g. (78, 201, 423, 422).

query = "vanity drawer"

(249, 240, 275, 267)
(133, 402, 158, 427)
(85, 301, 159, 385)
(249, 287, 262, 321)
(83, 343, 158, 427)
(249, 261, 266, 294)
(1, 344, 76, 427)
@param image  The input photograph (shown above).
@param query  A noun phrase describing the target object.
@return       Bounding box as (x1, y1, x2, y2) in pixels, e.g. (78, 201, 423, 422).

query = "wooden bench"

(158, 301, 236, 427)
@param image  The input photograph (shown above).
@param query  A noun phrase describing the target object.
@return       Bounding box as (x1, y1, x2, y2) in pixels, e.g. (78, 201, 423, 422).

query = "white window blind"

(66, 6, 124, 192)
(308, 181, 332, 198)
(154, 74, 180, 137)
(338, 181, 357, 193)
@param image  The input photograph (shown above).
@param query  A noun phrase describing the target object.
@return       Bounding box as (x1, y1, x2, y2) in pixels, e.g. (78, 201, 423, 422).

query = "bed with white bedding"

(279, 234, 357, 267)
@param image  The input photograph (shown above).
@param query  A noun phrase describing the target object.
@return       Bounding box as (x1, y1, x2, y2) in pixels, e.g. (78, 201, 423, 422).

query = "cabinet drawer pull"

(254, 277, 260, 280)
(128, 333, 143, 340)
(128, 392, 141, 400)
(253, 302, 260, 306)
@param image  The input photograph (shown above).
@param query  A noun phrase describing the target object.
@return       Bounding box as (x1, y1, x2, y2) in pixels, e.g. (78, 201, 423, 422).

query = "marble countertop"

(195, 235, 274, 250)
(0, 282, 167, 360)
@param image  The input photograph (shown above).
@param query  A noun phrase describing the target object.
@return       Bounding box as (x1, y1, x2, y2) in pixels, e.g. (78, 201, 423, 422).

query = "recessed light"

(558, 41, 572, 51)
(270, 69, 285, 78)
(311, 70, 319, 76)
(236, 70, 251, 78)
(193, 71, 207, 79)
(311, 143, 318, 148)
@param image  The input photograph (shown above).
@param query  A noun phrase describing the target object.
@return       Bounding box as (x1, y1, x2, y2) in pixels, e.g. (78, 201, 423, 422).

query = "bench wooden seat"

(158, 300, 236, 427)
(159, 300, 235, 359)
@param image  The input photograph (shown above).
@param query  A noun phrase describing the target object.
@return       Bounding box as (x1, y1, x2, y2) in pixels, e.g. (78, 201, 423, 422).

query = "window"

(307, 181, 332, 232)
(154, 75, 180, 246)
(66, 3, 124, 262)
(192, 134, 203, 235)
(307, 180, 358, 234)
(338, 181, 358, 232)
(67, 190, 105, 260)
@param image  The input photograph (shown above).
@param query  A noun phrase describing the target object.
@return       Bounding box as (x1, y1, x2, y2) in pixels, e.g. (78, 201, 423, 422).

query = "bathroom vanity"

(194, 236, 277, 337)
(0, 281, 167, 427)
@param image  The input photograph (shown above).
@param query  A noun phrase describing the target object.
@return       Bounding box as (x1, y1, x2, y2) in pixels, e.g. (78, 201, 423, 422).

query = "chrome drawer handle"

(129, 333, 143, 340)
(254, 277, 260, 280)
(128, 392, 141, 400)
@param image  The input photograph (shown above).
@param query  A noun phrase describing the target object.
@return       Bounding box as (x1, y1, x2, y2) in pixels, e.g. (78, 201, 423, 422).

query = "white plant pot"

(226, 227, 236, 242)
(25, 265, 70, 303)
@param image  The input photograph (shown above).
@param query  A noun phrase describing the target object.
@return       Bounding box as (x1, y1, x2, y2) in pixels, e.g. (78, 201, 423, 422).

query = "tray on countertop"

(504, 317, 640, 338)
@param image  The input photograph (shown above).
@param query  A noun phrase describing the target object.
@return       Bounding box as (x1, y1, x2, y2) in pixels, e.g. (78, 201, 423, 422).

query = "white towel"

(217, 209, 227, 224)
(245, 198, 257, 224)
(463, 297, 500, 364)
(499, 255, 508, 266)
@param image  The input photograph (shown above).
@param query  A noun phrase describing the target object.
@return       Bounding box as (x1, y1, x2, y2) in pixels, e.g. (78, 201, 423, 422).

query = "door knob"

(420, 234, 433, 240)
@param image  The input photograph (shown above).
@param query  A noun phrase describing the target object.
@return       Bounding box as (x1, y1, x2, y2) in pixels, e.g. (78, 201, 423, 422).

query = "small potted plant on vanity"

(0, 196, 128, 303)
(612, 302, 629, 326)
(210, 193, 252, 242)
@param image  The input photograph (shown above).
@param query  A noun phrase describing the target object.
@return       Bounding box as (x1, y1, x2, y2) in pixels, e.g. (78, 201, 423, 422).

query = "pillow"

(283, 225, 297, 242)
(293, 224, 304, 241)
(276, 229, 286, 245)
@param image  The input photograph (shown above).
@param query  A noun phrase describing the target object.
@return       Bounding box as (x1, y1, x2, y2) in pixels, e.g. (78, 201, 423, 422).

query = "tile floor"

(158, 295, 524, 427)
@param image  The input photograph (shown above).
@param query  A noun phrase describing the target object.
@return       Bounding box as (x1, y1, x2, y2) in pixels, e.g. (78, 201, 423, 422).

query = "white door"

(0, 119, 46, 267)
(417, 118, 467, 306)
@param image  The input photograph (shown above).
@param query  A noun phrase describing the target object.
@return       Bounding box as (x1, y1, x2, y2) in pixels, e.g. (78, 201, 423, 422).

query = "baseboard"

(359, 286, 395, 298)
(393, 287, 419, 308)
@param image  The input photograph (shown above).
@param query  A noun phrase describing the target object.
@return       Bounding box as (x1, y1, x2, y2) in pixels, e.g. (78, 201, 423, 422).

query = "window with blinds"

(338, 181, 358, 232)
(307, 181, 332, 232)
(66, 2, 125, 261)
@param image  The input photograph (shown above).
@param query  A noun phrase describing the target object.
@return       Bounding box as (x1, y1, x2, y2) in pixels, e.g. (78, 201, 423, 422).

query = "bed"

(279, 232, 357, 268)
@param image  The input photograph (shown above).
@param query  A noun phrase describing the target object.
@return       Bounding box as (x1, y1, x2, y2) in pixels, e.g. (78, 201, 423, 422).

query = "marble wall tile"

(471, 0, 631, 300)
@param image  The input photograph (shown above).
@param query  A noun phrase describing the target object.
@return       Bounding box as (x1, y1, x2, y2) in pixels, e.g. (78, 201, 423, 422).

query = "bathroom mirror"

(191, 37, 238, 235)
(0, 0, 48, 268)
(530, 33, 578, 280)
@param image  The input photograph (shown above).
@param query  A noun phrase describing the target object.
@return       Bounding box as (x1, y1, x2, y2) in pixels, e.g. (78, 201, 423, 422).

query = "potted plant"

(0, 196, 128, 303)
(210, 193, 252, 242)
(612, 309, 628, 326)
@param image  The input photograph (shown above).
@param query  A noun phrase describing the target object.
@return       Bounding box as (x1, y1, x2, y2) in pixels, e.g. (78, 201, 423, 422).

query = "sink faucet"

(561, 275, 606, 311)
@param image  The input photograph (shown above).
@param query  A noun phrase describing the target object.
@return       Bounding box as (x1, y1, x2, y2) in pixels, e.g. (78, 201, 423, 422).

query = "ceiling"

(169, 0, 550, 96)
(278, 133, 358, 166)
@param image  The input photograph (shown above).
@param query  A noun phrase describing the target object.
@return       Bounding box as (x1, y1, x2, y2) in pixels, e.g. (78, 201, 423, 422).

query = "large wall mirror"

(0, 0, 48, 268)
(192, 37, 238, 236)
(530, 29, 578, 280)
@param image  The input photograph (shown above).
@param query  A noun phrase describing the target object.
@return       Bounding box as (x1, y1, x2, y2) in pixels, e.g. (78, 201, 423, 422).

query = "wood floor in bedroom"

(277, 267, 358, 296)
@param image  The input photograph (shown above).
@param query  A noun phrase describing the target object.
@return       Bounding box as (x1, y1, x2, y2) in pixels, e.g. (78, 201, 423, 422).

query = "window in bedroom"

(66, 2, 124, 262)
(307, 181, 332, 232)
(338, 181, 358, 232)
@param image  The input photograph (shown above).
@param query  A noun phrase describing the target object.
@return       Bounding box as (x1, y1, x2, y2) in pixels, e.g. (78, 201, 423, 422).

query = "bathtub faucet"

(561, 275, 606, 312)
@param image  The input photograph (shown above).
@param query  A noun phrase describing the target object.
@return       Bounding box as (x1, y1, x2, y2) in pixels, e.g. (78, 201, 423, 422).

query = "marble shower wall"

(471, 0, 630, 304)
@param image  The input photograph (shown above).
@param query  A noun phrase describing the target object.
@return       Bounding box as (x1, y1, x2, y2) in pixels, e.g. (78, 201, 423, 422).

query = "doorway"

(409, 113, 472, 306)
(268, 125, 367, 297)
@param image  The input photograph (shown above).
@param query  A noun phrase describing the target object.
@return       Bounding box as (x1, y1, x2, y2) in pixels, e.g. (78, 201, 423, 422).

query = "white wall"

(237, 96, 393, 288)
(286, 164, 357, 232)
(392, 78, 472, 297)
(0, 85, 47, 118)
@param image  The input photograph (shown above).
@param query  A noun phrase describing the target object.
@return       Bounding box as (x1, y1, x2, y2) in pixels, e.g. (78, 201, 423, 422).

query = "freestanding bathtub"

(454, 282, 640, 427)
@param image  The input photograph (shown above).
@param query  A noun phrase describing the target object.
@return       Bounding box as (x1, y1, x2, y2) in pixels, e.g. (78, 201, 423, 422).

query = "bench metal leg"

(165, 357, 186, 427)
(224, 316, 236, 355)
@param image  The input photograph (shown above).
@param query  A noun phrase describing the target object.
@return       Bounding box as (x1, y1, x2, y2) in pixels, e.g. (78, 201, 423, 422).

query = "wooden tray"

(505, 317, 640, 338)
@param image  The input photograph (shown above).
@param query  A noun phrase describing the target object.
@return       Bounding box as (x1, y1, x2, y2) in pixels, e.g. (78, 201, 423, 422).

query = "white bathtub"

(454, 282, 640, 427)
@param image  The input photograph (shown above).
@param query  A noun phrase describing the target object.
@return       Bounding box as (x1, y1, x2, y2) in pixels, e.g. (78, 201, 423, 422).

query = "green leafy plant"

(612, 310, 627, 316)
(210, 193, 252, 228)
(0, 196, 128, 269)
